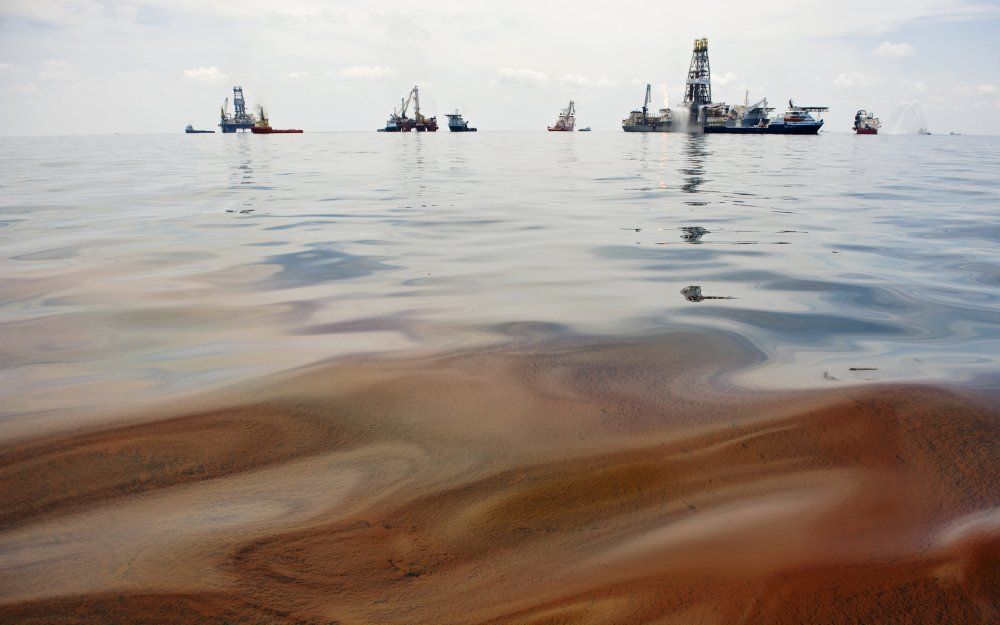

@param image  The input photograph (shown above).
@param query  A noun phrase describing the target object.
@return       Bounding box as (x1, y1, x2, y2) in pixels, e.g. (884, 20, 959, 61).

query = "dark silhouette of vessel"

(446, 111, 477, 132)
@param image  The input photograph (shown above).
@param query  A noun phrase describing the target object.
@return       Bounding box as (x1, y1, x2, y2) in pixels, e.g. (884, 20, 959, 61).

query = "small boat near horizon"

(185, 124, 214, 134)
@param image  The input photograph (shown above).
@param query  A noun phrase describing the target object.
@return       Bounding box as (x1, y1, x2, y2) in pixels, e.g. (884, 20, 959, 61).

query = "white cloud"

(287, 72, 307, 80)
(338, 65, 397, 79)
(14, 82, 39, 95)
(833, 72, 880, 88)
(494, 68, 550, 87)
(977, 84, 999, 94)
(557, 75, 616, 88)
(0, 62, 14, 71)
(558, 74, 591, 87)
(37, 59, 70, 81)
(897, 78, 927, 92)
(874, 41, 915, 58)
(712, 71, 737, 85)
(182, 66, 227, 83)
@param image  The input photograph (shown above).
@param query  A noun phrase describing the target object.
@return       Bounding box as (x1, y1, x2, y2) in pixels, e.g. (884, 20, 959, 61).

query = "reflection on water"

(0, 132, 998, 417)
(681, 134, 708, 194)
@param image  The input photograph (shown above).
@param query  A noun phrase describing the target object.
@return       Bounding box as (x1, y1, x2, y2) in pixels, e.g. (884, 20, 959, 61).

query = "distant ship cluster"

(186, 38, 883, 136)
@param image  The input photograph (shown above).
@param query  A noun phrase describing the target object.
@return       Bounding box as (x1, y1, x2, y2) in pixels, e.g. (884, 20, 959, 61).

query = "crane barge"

(378, 86, 438, 132)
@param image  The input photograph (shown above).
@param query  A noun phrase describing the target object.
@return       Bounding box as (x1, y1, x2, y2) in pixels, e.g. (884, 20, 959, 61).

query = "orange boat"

(251, 106, 302, 134)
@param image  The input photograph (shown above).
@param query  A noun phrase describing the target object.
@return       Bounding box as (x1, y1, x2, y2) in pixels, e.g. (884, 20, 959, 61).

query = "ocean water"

(2, 132, 1000, 625)
(1, 132, 998, 419)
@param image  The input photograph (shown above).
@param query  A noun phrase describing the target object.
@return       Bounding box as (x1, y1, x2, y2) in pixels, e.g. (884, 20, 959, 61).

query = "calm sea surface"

(1, 132, 998, 419)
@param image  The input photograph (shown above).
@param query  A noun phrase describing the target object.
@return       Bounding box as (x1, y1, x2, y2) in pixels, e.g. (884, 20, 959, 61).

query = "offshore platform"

(219, 86, 256, 133)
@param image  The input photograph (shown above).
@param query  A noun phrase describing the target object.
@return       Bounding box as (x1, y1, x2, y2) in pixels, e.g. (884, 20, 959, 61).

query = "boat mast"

(643, 84, 651, 121)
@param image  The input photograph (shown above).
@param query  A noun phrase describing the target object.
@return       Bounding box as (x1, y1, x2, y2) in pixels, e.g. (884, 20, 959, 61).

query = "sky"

(1, 0, 998, 135)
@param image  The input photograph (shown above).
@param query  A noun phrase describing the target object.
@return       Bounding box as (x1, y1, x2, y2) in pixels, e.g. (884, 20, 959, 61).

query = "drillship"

(446, 111, 477, 132)
(548, 101, 576, 131)
(622, 84, 676, 132)
(853, 110, 880, 134)
(624, 38, 828, 135)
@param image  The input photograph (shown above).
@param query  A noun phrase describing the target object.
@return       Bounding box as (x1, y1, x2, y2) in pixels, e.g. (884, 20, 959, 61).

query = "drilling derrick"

(219, 86, 257, 133)
(683, 38, 712, 124)
(684, 38, 712, 105)
(233, 87, 248, 121)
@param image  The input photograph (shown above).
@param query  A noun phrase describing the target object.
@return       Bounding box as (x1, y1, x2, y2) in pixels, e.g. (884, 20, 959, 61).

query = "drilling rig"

(219, 86, 257, 133)
(683, 38, 712, 124)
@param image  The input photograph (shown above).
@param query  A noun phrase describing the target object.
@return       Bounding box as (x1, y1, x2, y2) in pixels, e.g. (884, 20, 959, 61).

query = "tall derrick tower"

(684, 38, 712, 107)
(219, 86, 257, 132)
(233, 87, 249, 122)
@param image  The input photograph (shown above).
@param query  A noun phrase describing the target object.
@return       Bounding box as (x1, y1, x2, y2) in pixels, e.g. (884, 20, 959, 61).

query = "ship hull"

(448, 127, 477, 132)
(705, 123, 822, 135)
(220, 123, 255, 133)
(622, 123, 679, 132)
(251, 127, 303, 134)
(547, 127, 573, 132)
(185, 130, 215, 134)
(854, 128, 878, 135)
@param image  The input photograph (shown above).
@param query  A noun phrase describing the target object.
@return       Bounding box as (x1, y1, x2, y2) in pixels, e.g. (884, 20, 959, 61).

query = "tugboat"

(446, 111, 477, 132)
(548, 101, 576, 131)
(853, 110, 880, 134)
(622, 84, 677, 132)
(378, 86, 438, 132)
(185, 124, 215, 134)
(250, 107, 303, 134)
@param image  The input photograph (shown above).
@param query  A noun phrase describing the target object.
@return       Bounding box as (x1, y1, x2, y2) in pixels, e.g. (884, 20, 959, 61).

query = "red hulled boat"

(251, 106, 302, 134)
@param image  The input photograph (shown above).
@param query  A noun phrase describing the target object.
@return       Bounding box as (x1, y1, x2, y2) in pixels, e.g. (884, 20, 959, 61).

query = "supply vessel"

(251, 106, 302, 134)
(622, 84, 676, 132)
(704, 99, 827, 134)
(446, 111, 477, 132)
(853, 110, 880, 134)
(185, 124, 214, 134)
(548, 101, 576, 131)
(379, 86, 438, 132)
